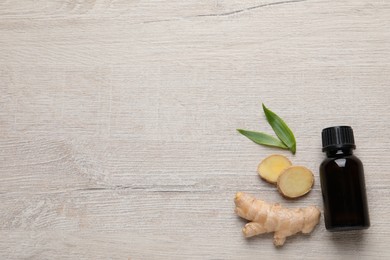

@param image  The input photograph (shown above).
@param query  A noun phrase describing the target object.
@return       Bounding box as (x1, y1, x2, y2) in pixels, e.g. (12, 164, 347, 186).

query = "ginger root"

(257, 154, 292, 184)
(277, 166, 314, 199)
(234, 192, 320, 246)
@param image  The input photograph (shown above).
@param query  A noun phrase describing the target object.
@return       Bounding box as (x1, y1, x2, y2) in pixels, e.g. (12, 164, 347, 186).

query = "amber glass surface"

(320, 149, 370, 231)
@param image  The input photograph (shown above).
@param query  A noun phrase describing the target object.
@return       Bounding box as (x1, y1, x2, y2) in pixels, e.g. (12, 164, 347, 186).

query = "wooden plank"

(1, 0, 390, 258)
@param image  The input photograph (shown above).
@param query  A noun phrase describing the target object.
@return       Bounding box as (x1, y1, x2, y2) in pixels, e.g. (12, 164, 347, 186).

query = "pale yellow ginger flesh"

(257, 154, 292, 184)
(234, 192, 320, 246)
(277, 166, 314, 199)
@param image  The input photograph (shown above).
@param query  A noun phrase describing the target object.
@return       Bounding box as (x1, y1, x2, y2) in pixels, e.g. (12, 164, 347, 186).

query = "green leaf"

(262, 104, 296, 154)
(237, 129, 289, 149)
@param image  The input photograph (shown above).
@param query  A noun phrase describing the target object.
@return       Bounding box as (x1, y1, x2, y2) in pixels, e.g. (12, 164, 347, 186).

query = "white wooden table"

(1, 0, 389, 259)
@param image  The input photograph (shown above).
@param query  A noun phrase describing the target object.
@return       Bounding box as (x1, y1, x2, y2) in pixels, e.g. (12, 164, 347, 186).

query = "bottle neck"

(326, 148, 353, 158)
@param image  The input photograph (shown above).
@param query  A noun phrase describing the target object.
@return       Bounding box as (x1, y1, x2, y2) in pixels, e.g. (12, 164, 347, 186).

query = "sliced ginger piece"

(277, 166, 314, 198)
(257, 154, 292, 184)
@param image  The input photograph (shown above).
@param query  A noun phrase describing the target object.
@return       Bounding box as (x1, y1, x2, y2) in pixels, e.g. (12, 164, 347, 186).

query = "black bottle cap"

(322, 126, 356, 152)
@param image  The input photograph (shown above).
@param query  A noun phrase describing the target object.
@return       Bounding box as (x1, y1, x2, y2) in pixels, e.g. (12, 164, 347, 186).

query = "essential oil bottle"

(319, 126, 370, 231)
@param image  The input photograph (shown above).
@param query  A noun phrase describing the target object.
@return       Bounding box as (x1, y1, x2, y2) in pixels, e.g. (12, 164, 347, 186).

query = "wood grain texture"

(1, 0, 390, 259)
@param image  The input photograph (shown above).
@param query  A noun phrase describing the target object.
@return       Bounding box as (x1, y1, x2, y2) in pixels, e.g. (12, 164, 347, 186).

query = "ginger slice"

(277, 166, 314, 198)
(257, 154, 292, 184)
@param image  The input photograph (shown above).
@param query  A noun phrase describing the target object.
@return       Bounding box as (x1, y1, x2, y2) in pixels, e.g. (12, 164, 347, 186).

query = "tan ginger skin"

(234, 192, 321, 246)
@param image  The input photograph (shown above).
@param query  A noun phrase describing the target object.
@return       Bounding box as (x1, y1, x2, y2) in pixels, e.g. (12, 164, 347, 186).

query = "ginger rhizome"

(234, 192, 320, 246)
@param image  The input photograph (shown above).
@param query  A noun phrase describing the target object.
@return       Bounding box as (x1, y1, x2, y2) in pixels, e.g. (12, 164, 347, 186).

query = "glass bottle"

(320, 126, 370, 231)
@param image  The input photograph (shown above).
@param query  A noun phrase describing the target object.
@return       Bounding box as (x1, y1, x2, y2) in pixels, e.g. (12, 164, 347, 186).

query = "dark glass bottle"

(320, 126, 370, 231)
